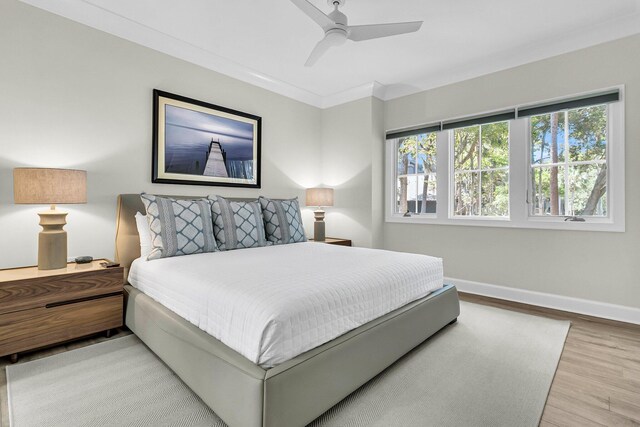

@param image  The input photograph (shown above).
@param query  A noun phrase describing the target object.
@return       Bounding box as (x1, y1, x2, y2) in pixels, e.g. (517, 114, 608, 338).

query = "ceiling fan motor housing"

(325, 28, 348, 45)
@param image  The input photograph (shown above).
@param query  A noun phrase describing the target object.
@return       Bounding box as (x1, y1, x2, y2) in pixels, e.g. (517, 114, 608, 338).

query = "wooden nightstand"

(0, 260, 124, 362)
(309, 237, 352, 246)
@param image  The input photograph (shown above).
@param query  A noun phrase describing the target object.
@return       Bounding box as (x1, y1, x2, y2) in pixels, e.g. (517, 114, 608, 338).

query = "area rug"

(6, 301, 569, 427)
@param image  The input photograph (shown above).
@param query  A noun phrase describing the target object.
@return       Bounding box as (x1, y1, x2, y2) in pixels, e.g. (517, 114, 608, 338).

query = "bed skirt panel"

(124, 284, 460, 427)
(263, 285, 460, 426)
(125, 286, 266, 427)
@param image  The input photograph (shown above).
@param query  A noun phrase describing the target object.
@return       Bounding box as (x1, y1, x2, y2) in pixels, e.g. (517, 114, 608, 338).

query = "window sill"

(385, 214, 625, 232)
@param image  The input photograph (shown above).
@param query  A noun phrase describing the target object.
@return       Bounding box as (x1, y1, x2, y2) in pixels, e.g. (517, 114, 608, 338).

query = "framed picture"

(152, 89, 261, 188)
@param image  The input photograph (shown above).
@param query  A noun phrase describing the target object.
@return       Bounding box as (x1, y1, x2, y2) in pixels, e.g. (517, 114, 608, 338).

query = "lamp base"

(37, 209, 68, 270)
(313, 209, 326, 242)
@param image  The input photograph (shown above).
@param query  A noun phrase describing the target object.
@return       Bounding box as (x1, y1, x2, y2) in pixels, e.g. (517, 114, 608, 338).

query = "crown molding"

(20, 0, 326, 107)
(381, 11, 640, 101)
(320, 81, 385, 109)
(19, 0, 640, 109)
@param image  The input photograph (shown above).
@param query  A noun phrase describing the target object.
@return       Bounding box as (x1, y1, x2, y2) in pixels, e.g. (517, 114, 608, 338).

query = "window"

(395, 132, 437, 215)
(385, 87, 624, 232)
(452, 122, 509, 217)
(530, 105, 608, 217)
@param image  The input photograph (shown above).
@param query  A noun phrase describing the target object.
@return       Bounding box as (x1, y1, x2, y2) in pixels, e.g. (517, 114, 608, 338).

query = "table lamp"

(305, 187, 334, 242)
(13, 168, 87, 270)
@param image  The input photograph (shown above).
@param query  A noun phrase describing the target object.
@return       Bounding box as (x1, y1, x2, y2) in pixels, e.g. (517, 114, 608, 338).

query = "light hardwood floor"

(1, 296, 639, 426)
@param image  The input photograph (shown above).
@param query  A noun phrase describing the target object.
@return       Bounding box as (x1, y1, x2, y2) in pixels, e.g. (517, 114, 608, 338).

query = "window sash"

(450, 122, 510, 218)
(527, 105, 610, 218)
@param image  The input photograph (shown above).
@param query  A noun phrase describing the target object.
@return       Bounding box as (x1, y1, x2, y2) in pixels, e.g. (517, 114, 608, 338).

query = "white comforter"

(128, 242, 443, 368)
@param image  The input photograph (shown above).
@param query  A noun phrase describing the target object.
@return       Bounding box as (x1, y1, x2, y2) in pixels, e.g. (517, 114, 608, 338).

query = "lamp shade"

(13, 168, 87, 204)
(306, 187, 334, 207)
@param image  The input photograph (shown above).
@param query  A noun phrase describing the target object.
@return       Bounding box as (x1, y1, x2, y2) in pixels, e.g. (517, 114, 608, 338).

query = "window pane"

(396, 174, 418, 214)
(530, 166, 566, 216)
(568, 164, 607, 216)
(417, 133, 437, 174)
(531, 112, 566, 165)
(481, 170, 509, 216)
(530, 105, 607, 217)
(417, 174, 437, 214)
(394, 132, 437, 216)
(397, 137, 416, 175)
(453, 172, 479, 216)
(452, 121, 509, 218)
(481, 122, 509, 169)
(567, 105, 607, 162)
(454, 126, 479, 170)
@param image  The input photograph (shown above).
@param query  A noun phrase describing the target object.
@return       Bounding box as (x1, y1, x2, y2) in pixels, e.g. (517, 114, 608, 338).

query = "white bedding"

(128, 242, 443, 368)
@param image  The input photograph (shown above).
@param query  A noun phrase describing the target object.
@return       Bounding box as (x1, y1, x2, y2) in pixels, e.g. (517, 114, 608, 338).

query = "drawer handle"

(45, 292, 122, 308)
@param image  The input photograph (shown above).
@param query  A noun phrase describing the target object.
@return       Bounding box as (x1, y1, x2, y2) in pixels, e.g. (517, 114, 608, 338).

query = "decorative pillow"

(134, 212, 152, 260)
(209, 196, 269, 251)
(140, 194, 218, 260)
(259, 196, 307, 245)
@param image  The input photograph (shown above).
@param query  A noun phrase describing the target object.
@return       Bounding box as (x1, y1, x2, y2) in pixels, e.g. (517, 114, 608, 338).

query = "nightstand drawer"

(0, 294, 123, 357)
(0, 268, 123, 315)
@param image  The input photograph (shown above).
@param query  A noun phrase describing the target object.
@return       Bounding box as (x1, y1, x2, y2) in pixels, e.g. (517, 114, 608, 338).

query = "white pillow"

(135, 212, 152, 259)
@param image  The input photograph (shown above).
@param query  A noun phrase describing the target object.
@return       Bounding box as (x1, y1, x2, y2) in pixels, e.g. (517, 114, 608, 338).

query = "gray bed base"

(116, 194, 461, 427)
(125, 284, 459, 427)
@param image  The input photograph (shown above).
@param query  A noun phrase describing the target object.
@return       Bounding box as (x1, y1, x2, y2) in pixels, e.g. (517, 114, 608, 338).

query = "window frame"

(385, 86, 625, 232)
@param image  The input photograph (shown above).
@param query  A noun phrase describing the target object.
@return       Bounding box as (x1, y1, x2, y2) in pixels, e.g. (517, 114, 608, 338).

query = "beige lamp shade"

(14, 168, 87, 205)
(13, 168, 87, 270)
(305, 187, 334, 207)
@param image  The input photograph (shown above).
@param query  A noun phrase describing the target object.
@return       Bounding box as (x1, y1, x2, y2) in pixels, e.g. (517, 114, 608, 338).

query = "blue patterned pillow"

(208, 196, 269, 251)
(259, 197, 307, 245)
(140, 194, 218, 260)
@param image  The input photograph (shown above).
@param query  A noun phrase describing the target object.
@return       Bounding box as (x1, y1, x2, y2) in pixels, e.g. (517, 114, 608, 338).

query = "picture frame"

(152, 89, 261, 188)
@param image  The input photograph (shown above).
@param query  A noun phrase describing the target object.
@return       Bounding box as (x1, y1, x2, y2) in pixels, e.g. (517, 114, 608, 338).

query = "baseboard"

(446, 276, 640, 325)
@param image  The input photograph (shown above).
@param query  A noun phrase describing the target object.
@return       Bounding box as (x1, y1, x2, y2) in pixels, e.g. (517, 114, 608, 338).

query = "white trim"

(320, 81, 385, 109)
(447, 276, 640, 325)
(16, 0, 382, 109)
(386, 214, 623, 232)
(19, 0, 324, 107)
(18, 0, 640, 109)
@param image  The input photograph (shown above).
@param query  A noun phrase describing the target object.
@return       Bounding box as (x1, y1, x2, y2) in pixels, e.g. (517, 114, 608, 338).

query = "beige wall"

(0, 0, 322, 268)
(384, 35, 640, 308)
(320, 97, 385, 248)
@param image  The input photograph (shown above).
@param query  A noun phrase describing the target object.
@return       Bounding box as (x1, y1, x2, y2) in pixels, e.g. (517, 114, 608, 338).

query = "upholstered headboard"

(114, 194, 253, 270)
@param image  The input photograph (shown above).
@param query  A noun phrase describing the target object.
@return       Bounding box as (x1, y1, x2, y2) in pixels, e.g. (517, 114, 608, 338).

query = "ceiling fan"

(291, 0, 423, 66)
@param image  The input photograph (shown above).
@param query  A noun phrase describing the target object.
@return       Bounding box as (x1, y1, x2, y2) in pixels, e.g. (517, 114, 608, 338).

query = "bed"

(115, 194, 460, 427)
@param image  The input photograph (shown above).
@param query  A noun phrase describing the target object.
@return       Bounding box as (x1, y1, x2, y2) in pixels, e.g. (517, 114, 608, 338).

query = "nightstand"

(0, 260, 124, 362)
(309, 237, 352, 246)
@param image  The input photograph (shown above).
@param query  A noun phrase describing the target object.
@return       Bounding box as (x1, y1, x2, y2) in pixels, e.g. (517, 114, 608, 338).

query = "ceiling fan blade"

(305, 36, 334, 66)
(290, 0, 334, 30)
(347, 21, 423, 42)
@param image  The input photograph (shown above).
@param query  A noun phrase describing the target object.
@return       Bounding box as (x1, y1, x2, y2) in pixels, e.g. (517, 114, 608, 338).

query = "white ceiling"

(21, 0, 640, 108)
